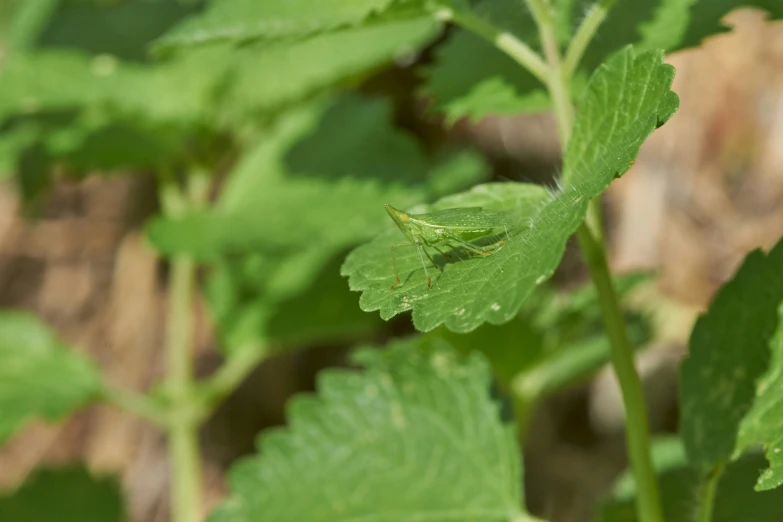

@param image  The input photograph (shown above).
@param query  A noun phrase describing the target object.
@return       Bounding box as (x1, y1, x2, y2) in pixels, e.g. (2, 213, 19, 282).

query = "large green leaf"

(680, 237, 783, 469)
(155, 0, 414, 49)
(734, 300, 783, 491)
(599, 437, 783, 522)
(343, 46, 678, 333)
(148, 94, 429, 258)
(209, 338, 526, 522)
(0, 467, 125, 522)
(0, 312, 101, 442)
(217, 16, 441, 121)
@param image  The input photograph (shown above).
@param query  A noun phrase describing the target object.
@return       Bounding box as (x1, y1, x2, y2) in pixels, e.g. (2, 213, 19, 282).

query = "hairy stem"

(159, 169, 210, 522)
(564, 0, 618, 76)
(697, 463, 725, 522)
(522, 1, 663, 520)
(576, 226, 663, 522)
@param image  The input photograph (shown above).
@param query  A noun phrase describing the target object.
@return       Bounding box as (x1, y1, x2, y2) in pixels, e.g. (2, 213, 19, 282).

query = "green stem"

(697, 463, 725, 522)
(563, 0, 617, 76)
(525, 0, 574, 146)
(520, 1, 662, 521)
(437, 6, 549, 84)
(101, 382, 168, 427)
(159, 168, 210, 522)
(576, 226, 663, 522)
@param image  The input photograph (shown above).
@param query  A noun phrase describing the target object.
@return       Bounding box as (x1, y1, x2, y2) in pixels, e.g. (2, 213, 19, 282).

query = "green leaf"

(0, 467, 125, 522)
(0, 312, 101, 442)
(0, 50, 223, 126)
(343, 46, 678, 332)
(148, 94, 428, 258)
(209, 338, 524, 522)
(217, 16, 441, 120)
(734, 300, 783, 491)
(599, 438, 783, 522)
(680, 237, 783, 469)
(155, 0, 419, 49)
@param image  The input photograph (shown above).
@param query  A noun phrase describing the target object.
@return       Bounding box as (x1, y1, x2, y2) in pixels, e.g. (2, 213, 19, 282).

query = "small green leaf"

(209, 338, 524, 522)
(0, 312, 101, 442)
(148, 95, 428, 258)
(734, 300, 783, 491)
(0, 467, 125, 522)
(599, 438, 783, 522)
(680, 237, 783, 468)
(343, 47, 678, 333)
(155, 0, 418, 49)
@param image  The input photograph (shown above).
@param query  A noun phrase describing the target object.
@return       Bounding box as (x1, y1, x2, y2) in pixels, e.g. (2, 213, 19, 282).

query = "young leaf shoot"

(384, 203, 514, 290)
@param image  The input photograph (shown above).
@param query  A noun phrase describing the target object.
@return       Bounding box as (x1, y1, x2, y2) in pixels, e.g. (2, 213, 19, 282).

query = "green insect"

(385, 203, 514, 290)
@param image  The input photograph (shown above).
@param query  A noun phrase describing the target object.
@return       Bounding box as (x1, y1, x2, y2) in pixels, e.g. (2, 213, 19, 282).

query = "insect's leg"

(390, 243, 413, 290)
(429, 244, 452, 262)
(416, 245, 432, 289)
(450, 236, 494, 256)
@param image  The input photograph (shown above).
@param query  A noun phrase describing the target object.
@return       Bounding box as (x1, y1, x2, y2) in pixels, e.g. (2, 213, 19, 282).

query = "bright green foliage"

(734, 301, 783, 491)
(148, 95, 429, 257)
(680, 237, 783, 469)
(0, 312, 101, 442)
(343, 47, 677, 332)
(424, 0, 781, 121)
(215, 16, 441, 122)
(155, 0, 413, 49)
(210, 338, 524, 522)
(0, 467, 125, 522)
(426, 148, 491, 198)
(599, 438, 783, 522)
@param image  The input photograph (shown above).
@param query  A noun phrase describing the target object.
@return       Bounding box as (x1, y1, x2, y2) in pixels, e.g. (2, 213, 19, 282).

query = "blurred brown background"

(1, 8, 782, 522)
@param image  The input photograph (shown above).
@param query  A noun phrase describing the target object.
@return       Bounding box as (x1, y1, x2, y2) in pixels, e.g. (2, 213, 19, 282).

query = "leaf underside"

(210, 339, 522, 522)
(343, 46, 678, 333)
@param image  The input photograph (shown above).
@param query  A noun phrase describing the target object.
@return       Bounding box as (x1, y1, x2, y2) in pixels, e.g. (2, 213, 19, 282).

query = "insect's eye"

(400, 213, 409, 222)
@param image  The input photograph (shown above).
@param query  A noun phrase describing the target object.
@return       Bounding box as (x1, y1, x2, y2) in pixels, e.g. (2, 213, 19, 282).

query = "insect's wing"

(416, 207, 509, 230)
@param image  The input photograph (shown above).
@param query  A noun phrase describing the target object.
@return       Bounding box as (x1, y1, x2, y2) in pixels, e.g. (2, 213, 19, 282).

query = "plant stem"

(520, 1, 663, 520)
(697, 463, 725, 522)
(576, 226, 663, 522)
(159, 169, 210, 522)
(437, 6, 549, 84)
(563, 0, 617, 76)
(101, 382, 168, 427)
(166, 254, 201, 522)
